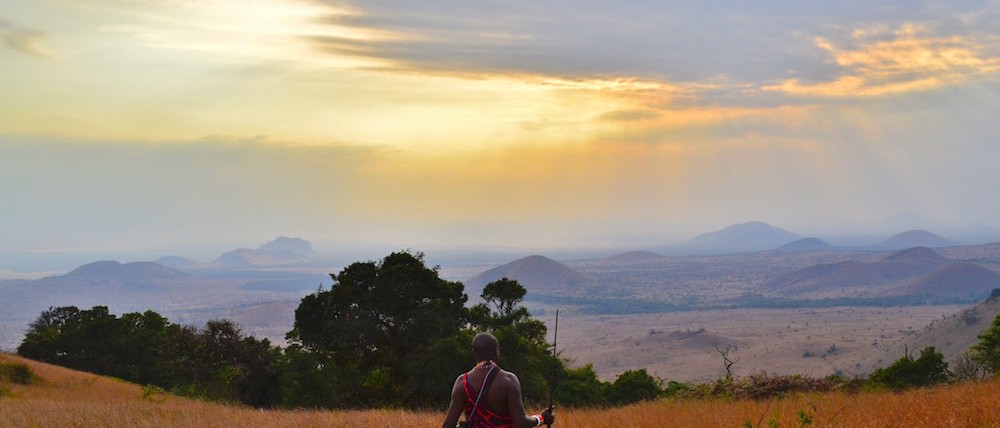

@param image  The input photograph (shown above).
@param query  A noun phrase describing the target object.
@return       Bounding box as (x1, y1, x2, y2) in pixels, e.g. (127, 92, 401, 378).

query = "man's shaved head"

(472, 332, 499, 362)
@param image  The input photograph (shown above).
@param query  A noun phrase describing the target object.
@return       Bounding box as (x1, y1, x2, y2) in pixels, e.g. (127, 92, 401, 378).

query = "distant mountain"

(775, 237, 834, 252)
(767, 247, 950, 297)
(875, 212, 944, 235)
(0, 261, 197, 308)
(212, 248, 310, 268)
(156, 256, 202, 270)
(464, 255, 593, 295)
(210, 237, 314, 268)
(258, 236, 313, 255)
(877, 230, 954, 250)
(601, 250, 665, 263)
(685, 221, 800, 254)
(65, 261, 191, 282)
(886, 263, 1000, 298)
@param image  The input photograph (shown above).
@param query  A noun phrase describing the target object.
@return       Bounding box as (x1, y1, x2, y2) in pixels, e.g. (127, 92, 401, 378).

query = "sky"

(2, 0, 1000, 259)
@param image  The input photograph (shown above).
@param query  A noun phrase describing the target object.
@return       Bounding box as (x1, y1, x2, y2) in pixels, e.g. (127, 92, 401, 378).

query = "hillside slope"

(4, 352, 1000, 427)
(853, 295, 1000, 375)
(885, 263, 1000, 297)
(0, 352, 434, 427)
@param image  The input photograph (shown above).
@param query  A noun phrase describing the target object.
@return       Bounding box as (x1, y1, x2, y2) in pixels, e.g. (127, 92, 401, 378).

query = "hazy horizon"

(4, 1, 1000, 263)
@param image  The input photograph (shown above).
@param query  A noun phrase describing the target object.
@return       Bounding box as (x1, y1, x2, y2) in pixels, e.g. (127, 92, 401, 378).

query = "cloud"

(765, 24, 1000, 97)
(0, 19, 53, 58)
(599, 109, 661, 122)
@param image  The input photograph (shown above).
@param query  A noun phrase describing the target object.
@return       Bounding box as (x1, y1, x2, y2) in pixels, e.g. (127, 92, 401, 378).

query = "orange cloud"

(765, 25, 1000, 97)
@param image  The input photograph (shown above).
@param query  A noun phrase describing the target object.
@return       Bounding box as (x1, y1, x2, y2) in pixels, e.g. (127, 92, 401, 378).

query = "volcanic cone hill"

(463, 255, 594, 296)
(877, 229, 954, 249)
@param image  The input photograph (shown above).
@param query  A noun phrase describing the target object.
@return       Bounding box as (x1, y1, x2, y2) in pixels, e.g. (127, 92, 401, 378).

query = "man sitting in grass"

(442, 333, 555, 428)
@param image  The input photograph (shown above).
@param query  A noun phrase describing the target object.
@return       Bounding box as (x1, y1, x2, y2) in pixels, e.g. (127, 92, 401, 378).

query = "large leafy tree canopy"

(286, 251, 470, 407)
(288, 251, 466, 363)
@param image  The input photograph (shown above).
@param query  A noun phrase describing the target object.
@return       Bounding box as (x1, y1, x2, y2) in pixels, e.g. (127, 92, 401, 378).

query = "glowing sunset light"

(2, 0, 1000, 252)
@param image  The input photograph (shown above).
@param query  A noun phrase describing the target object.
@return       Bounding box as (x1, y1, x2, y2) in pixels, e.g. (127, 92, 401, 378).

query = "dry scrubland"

(4, 353, 1000, 427)
(538, 305, 962, 381)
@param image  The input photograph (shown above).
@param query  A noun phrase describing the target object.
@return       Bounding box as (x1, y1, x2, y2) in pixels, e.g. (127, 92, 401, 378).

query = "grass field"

(2, 352, 999, 427)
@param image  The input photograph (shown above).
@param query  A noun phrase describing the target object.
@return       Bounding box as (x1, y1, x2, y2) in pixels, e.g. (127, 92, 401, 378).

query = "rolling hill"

(0, 352, 438, 426)
(64, 260, 191, 282)
(766, 247, 950, 297)
(885, 263, 1000, 298)
(464, 255, 594, 295)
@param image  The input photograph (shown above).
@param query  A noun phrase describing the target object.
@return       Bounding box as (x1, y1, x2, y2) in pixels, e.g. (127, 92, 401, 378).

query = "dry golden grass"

(3, 352, 1000, 427)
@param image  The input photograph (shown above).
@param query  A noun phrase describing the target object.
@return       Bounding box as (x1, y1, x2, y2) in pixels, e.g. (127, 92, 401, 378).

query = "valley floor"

(537, 305, 963, 381)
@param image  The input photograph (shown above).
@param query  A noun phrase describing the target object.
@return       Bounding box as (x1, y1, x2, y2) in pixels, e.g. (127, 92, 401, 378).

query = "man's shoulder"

(496, 368, 519, 385)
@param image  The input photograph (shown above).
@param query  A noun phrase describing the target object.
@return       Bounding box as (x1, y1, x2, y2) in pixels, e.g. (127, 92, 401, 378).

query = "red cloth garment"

(462, 371, 515, 428)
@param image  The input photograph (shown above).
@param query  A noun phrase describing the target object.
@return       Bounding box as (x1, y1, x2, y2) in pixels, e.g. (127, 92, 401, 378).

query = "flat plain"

(537, 305, 962, 382)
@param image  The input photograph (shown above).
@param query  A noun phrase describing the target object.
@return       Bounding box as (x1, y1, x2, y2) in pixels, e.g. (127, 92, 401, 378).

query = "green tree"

(971, 311, 1000, 374)
(468, 278, 557, 404)
(18, 306, 122, 376)
(605, 368, 663, 405)
(114, 310, 173, 386)
(555, 364, 606, 407)
(18, 306, 282, 408)
(869, 346, 951, 390)
(17, 306, 82, 366)
(174, 319, 283, 407)
(482, 278, 529, 321)
(286, 251, 469, 407)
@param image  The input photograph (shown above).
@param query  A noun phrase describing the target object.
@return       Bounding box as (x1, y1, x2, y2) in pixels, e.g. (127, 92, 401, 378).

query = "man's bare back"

(441, 333, 553, 428)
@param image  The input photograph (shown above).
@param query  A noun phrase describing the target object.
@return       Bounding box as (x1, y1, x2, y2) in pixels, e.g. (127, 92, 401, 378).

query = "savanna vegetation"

(3, 351, 1000, 427)
(13, 251, 660, 409)
(9, 250, 1000, 424)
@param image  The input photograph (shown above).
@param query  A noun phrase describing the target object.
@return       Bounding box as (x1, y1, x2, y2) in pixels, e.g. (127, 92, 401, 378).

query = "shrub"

(604, 369, 663, 405)
(0, 362, 37, 385)
(869, 347, 950, 390)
